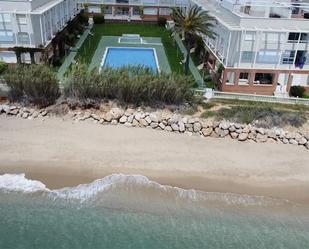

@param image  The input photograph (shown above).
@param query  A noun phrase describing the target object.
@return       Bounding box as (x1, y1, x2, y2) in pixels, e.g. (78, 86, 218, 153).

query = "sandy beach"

(0, 115, 309, 204)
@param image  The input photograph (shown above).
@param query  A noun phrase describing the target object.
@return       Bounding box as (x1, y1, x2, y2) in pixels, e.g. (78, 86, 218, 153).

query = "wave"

(0, 173, 290, 207)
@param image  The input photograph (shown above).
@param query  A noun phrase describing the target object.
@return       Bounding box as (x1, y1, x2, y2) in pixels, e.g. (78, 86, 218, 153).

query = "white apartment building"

(80, 0, 188, 22)
(0, 0, 81, 64)
(191, 0, 309, 95)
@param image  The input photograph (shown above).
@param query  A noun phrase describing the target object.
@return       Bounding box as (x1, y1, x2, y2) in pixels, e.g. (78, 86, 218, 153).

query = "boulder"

(229, 125, 236, 132)
(149, 113, 159, 123)
(9, 109, 19, 115)
(219, 122, 230, 130)
(22, 112, 29, 119)
(289, 139, 298, 145)
(150, 122, 159, 129)
(238, 133, 248, 141)
(193, 122, 202, 132)
(119, 116, 127, 123)
(230, 132, 238, 139)
(297, 137, 307, 145)
(91, 113, 100, 121)
(132, 119, 139, 127)
(159, 123, 166, 130)
(257, 128, 265, 135)
(178, 122, 185, 132)
(134, 113, 142, 121)
(256, 134, 268, 143)
(165, 126, 173, 132)
(127, 115, 134, 123)
(110, 108, 124, 120)
(124, 108, 135, 116)
(103, 112, 113, 122)
(171, 123, 179, 131)
(282, 138, 289, 144)
(145, 116, 152, 124)
(218, 129, 229, 138)
(305, 142, 309, 150)
(111, 120, 118, 125)
(139, 119, 148, 127)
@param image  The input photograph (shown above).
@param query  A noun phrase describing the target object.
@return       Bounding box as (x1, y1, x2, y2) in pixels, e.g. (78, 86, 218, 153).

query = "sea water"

(0, 173, 308, 249)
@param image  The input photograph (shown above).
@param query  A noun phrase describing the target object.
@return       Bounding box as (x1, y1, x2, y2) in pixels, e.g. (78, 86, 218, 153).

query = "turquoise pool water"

(102, 48, 158, 72)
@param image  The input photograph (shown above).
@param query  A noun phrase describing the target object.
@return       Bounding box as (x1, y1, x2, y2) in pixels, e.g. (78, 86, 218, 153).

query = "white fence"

(203, 90, 309, 106)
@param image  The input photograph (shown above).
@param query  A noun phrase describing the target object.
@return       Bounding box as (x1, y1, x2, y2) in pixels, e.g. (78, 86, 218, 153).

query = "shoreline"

(1, 116, 309, 205)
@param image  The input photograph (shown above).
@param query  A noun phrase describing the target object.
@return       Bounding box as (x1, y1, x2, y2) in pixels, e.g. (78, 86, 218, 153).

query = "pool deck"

(90, 36, 172, 74)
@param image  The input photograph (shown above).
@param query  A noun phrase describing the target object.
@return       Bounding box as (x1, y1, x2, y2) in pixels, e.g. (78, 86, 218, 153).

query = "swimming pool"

(102, 47, 159, 72)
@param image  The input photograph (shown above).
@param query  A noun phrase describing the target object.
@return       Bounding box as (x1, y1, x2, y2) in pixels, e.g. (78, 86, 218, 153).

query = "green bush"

(158, 17, 167, 27)
(289, 85, 306, 98)
(0, 61, 8, 74)
(93, 14, 105, 24)
(64, 64, 195, 105)
(4, 65, 60, 107)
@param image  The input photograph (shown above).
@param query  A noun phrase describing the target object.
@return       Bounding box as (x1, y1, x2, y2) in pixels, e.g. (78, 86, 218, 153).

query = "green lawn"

(76, 23, 184, 74)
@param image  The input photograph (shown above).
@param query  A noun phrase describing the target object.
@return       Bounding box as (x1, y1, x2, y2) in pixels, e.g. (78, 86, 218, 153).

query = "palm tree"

(172, 5, 215, 75)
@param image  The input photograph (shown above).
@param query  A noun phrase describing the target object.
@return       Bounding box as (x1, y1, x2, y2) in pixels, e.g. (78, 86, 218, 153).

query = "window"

(241, 51, 254, 63)
(104, 6, 112, 15)
(262, 33, 279, 42)
(17, 32, 30, 44)
(239, 72, 249, 85)
(0, 14, 11, 23)
(254, 73, 273, 85)
(133, 7, 140, 16)
(282, 50, 295, 64)
(226, 72, 235, 85)
(244, 32, 255, 41)
(16, 14, 27, 25)
(0, 30, 14, 43)
(288, 32, 300, 42)
(257, 50, 279, 64)
(300, 33, 309, 43)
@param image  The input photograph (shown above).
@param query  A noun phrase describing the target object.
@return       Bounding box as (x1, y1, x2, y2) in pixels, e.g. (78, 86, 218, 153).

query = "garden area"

(75, 23, 184, 74)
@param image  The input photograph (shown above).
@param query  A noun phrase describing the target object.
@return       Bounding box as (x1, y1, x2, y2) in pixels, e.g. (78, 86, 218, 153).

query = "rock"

(111, 120, 118, 125)
(282, 138, 289, 144)
(256, 134, 268, 143)
(9, 109, 19, 115)
(185, 123, 193, 129)
(181, 117, 188, 124)
(210, 131, 219, 138)
(159, 123, 166, 130)
(297, 137, 307, 145)
(248, 132, 256, 141)
(178, 122, 185, 132)
(103, 112, 113, 122)
(150, 122, 159, 129)
(127, 115, 134, 123)
(289, 139, 298, 145)
(219, 122, 230, 130)
(124, 108, 135, 116)
(22, 112, 29, 119)
(238, 133, 248, 141)
(145, 116, 152, 124)
(188, 118, 195, 124)
(193, 122, 202, 132)
(134, 113, 142, 121)
(267, 138, 277, 143)
(83, 112, 91, 120)
(165, 126, 173, 132)
(230, 132, 238, 139)
(110, 108, 124, 120)
(218, 129, 229, 138)
(119, 116, 127, 123)
(32, 111, 39, 118)
(124, 122, 132, 127)
(305, 142, 309, 150)
(171, 123, 179, 131)
(132, 119, 139, 127)
(139, 119, 148, 127)
(229, 125, 236, 132)
(91, 113, 100, 121)
(184, 131, 193, 136)
(236, 129, 243, 134)
(257, 128, 265, 135)
(41, 110, 48, 117)
(242, 126, 250, 134)
(267, 130, 277, 139)
(149, 113, 159, 123)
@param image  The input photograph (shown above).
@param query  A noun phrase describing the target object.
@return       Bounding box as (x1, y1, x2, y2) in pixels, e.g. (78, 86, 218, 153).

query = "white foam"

(0, 173, 287, 207)
(0, 173, 48, 193)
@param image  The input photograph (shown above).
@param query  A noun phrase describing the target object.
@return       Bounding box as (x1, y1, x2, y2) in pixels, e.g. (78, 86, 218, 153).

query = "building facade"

(191, 0, 309, 95)
(80, 0, 187, 22)
(0, 0, 81, 64)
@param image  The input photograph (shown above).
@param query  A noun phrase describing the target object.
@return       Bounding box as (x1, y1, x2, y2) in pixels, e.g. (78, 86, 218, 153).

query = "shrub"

(289, 85, 306, 98)
(158, 17, 167, 27)
(63, 64, 195, 105)
(93, 14, 105, 24)
(3, 65, 60, 107)
(0, 61, 8, 74)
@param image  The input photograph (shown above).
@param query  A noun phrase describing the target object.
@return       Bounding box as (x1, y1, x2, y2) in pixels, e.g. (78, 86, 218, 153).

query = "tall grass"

(4, 65, 60, 107)
(63, 64, 194, 105)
